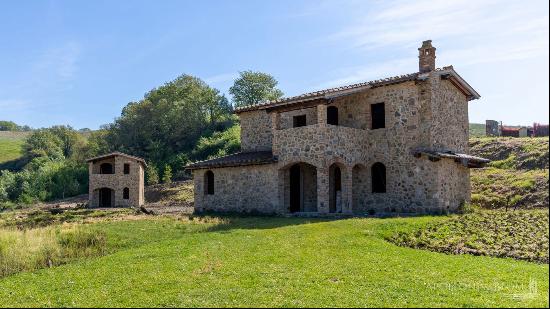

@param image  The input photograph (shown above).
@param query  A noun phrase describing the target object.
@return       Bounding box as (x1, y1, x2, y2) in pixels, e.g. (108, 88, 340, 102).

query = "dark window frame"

(99, 163, 114, 174)
(327, 106, 339, 125)
(123, 163, 130, 174)
(205, 170, 215, 195)
(371, 103, 385, 130)
(123, 187, 130, 199)
(293, 115, 307, 128)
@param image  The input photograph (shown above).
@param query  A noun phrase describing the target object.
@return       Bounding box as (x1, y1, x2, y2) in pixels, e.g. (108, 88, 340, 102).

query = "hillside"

(469, 137, 549, 209)
(0, 131, 29, 165)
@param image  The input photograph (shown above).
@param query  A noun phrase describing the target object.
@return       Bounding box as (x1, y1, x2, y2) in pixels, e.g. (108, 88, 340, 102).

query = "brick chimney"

(418, 40, 436, 73)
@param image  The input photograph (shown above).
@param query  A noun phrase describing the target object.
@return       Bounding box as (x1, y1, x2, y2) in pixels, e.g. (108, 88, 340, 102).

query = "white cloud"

(316, 0, 549, 90)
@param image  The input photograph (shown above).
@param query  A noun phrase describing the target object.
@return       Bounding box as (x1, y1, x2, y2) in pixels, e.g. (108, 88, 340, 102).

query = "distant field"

(469, 123, 485, 137)
(0, 131, 29, 164)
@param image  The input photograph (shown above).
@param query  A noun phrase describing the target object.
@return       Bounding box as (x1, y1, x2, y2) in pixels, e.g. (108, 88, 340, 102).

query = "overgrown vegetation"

(0, 225, 107, 277)
(389, 210, 549, 264)
(0, 127, 90, 209)
(471, 168, 548, 209)
(469, 137, 549, 209)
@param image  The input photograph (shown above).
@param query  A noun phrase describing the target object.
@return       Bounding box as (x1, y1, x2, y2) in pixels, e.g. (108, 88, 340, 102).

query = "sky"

(0, 0, 548, 129)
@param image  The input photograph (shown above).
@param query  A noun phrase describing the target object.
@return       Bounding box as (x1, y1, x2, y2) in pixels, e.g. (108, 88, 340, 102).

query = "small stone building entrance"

(98, 188, 114, 207)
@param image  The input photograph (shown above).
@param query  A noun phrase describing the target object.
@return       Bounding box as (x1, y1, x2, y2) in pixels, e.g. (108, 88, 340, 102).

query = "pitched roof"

(86, 152, 147, 166)
(185, 151, 277, 170)
(413, 149, 491, 168)
(234, 66, 480, 113)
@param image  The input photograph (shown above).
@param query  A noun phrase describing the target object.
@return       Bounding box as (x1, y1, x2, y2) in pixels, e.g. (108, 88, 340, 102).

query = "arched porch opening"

(329, 163, 345, 213)
(94, 187, 115, 207)
(283, 162, 317, 213)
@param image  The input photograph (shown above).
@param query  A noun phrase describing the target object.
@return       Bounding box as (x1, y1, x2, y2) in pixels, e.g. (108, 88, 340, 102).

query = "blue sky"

(1, 0, 548, 129)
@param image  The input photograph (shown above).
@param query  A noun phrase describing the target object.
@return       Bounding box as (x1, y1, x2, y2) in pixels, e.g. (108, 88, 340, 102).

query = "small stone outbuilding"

(87, 152, 145, 208)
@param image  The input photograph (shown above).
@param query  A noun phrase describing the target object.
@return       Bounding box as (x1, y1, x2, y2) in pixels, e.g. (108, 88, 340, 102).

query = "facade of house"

(87, 152, 146, 208)
(187, 41, 490, 215)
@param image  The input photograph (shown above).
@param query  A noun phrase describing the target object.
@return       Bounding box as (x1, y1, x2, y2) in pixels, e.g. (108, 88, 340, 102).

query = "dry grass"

(0, 225, 107, 277)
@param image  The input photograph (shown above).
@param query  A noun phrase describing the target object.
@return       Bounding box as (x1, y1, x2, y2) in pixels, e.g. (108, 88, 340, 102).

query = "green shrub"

(162, 165, 173, 184)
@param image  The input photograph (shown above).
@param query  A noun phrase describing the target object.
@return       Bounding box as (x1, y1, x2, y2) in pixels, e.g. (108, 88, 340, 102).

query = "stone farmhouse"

(187, 41, 490, 215)
(87, 152, 145, 208)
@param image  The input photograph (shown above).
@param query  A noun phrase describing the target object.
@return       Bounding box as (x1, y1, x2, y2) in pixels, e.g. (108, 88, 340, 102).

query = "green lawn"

(0, 216, 547, 307)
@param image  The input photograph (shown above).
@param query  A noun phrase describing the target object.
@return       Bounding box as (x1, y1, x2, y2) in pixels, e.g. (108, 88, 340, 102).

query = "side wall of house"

(193, 163, 280, 214)
(429, 78, 470, 152)
(239, 110, 273, 152)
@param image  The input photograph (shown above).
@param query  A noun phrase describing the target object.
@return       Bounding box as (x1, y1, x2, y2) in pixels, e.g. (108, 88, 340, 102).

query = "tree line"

(0, 71, 283, 208)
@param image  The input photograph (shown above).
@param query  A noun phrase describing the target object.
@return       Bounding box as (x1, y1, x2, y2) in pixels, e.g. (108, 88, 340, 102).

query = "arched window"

(100, 163, 113, 174)
(205, 170, 214, 195)
(371, 162, 386, 193)
(123, 187, 129, 199)
(327, 106, 338, 125)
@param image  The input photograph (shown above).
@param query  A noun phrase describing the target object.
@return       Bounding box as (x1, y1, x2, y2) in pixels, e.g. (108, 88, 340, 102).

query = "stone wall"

(240, 110, 273, 151)
(193, 163, 280, 214)
(88, 156, 144, 208)
(278, 107, 318, 129)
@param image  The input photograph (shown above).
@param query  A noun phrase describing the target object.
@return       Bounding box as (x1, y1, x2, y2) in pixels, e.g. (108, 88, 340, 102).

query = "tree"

(145, 164, 159, 185)
(0, 121, 19, 131)
(104, 74, 234, 168)
(229, 71, 284, 107)
(162, 165, 172, 184)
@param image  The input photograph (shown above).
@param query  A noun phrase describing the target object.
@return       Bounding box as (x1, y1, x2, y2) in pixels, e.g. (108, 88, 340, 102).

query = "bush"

(145, 164, 159, 185)
(162, 165, 173, 184)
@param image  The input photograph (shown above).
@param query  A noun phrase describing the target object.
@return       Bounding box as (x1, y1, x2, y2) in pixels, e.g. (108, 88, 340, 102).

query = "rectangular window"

(293, 115, 307, 128)
(124, 163, 130, 174)
(371, 103, 385, 129)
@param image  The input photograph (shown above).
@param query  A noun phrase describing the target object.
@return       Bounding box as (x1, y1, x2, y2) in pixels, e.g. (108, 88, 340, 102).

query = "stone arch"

(329, 162, 347, 213)
(281, 162, 317, 213)
(93, 187, 115, 207)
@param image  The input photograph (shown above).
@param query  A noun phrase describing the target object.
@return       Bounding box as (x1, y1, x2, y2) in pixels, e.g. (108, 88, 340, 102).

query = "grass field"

(0, 131, 28, 164)
(0, 215, 548, 307)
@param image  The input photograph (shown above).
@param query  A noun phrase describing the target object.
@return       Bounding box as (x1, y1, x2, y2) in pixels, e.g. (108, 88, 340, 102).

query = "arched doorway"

(286, 163, 317, 213)
(98, 187, 113, 207)
(329, 163, 343, 213)
(289, 165, 301, 213)
(327, 106, 338, 125)
(372, 162, 386, 193)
